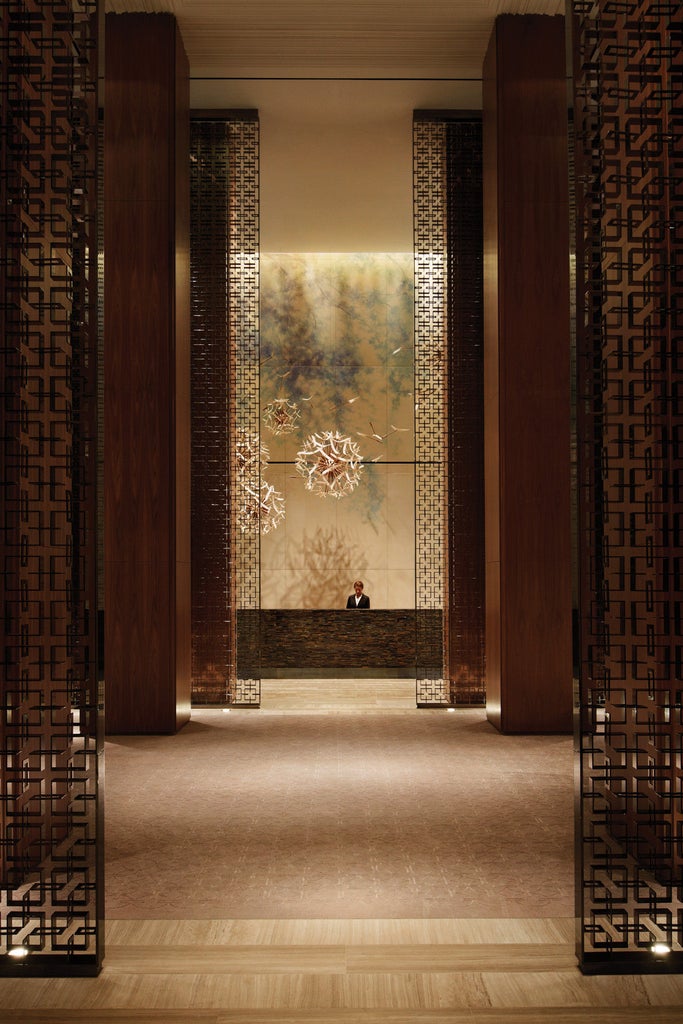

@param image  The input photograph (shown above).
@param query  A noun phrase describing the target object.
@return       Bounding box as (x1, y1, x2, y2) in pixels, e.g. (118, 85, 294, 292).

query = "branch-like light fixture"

(263, 397, 301, 436)
(237, 480, 286, 534)
(295, 430, 363, 499)
(235, 428, 284, 533)
(235, 427, 269, 476)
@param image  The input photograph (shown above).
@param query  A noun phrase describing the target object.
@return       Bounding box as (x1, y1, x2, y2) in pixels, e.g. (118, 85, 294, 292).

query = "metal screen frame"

(413, 114, 486, 707)
(0, 0, 103, 976)
(413, 118, 449, 705)
(572, 0, 683, 973)
(190, 113, 261, 707)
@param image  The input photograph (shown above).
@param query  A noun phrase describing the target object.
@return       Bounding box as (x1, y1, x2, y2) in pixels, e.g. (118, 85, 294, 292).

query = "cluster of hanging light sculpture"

(239, 384, 370, 530)
(237, 479, 286, 535)
(235, 428, 269, 476)
(235, 427, 285, 535)
(262, 397, 301, 436)
(295, 429, 363, 499)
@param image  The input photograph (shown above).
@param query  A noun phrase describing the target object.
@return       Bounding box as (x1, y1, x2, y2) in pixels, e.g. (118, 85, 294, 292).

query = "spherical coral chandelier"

(262, 397, 301, 436)
(235, 427, 269, 476)
(295, 430, 363, 499)
(237, 480, 286, 535)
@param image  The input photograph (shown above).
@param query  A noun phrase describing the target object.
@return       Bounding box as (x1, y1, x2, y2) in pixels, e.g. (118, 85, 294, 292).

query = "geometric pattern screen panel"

(572, 0, 683, 973)
(0, 0, 102, 975)
(413, 118, 449, 704)
(444, 117, 485, 707)
(413, 114, 486, 707)
(190, 118, 233, 706)
(190, 114, 260, 706)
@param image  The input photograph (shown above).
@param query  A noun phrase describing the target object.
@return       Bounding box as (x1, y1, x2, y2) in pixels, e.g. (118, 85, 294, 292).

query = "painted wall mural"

(259, 253, 415, 609)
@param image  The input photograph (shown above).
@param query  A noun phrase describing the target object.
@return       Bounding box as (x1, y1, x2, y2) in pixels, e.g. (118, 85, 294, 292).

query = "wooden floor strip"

(101, 942, 576, 975)
(1, 1009, 683, 1024)
(105, 917, 576, 947)
(345, 943, 576, 973)
(1, 918, 682, 1020)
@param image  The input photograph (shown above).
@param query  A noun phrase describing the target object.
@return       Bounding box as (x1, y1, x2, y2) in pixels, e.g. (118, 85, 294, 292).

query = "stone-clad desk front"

(237, 609, 442, 678)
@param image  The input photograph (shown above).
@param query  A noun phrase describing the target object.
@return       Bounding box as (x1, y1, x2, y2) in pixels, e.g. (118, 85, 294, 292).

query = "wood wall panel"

(482, 58, 501, 720)
(105, 14, 190, 734)
(174, 24, 192, 725)
(483, 14, 572, 733)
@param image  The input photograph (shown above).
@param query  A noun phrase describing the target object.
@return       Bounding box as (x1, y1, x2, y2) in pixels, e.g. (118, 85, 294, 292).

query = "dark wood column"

(483, 14, 572, 733)
(104, 13, 191, 734)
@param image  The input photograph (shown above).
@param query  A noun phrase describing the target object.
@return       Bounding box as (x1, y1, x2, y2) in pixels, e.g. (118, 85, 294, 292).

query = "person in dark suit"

(346, 579, 370, 608)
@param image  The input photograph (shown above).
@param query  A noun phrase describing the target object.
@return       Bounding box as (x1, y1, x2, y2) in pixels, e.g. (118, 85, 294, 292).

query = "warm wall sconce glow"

(8, 946, 29, 959)
(295, 430, 363, 499)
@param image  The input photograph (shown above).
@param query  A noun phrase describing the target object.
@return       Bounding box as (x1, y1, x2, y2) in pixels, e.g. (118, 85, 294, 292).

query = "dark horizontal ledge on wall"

(237, 609, 442, 677)
(190, 109, 259, 120)
(263, 667, 416, 679)
(413, 109, 482, 121)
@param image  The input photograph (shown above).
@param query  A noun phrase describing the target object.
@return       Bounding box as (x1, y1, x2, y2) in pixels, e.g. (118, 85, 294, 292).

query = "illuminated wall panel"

(259, 251, 415, 613)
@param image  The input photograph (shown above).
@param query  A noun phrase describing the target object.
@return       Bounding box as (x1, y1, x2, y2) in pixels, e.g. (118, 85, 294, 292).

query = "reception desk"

(237, 609, 442, 678)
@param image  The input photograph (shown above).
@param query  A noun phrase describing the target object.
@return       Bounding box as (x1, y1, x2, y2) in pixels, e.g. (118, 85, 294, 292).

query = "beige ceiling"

(104, 0, 565, 79)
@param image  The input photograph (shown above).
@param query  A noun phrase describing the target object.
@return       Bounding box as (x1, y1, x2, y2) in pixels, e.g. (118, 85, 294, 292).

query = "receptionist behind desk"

(346, 579, 370, 609)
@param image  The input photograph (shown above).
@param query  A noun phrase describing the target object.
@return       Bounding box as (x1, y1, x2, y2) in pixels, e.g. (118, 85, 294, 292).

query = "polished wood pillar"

(483, 14, 572, 733)
(104, 13, 191, 733)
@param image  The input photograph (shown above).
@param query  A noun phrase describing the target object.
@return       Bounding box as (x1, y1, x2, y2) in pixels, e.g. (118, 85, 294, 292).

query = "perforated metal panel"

(445, 119, 485, 707)
(190, 114, 260, 706)
(413, 115, 485, 707)
(190, 120, 232, 704)
(572, 0, 683, 972)
(413, 118, 449, 704)
(0, 0, 102, 974)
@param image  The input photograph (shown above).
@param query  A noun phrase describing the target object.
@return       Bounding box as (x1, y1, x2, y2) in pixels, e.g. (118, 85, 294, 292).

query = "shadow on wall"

(281, 525, 368, 608)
